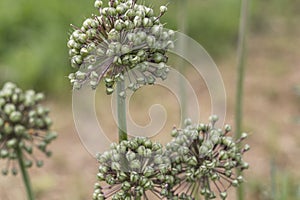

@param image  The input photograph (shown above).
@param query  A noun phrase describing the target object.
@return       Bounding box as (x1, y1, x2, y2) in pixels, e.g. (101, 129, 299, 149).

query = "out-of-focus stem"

(17, 147, 35, 200)
(177, 0, 188, 120)
(235, 0, 249, 200)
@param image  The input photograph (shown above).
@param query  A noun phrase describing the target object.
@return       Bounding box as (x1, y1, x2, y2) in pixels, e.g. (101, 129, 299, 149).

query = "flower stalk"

(116, 80, 128, 142)
(235, 0, 249, 199)
(16, 147, 35, 200)
(176, 0, 188, 120)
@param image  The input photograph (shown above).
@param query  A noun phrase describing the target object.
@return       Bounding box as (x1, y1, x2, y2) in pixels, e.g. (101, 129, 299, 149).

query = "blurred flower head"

(93, 137, 175, 199)
(67, 0, 174, 96)
(0, 82, 57, 175)
(166, 116, 250, 199)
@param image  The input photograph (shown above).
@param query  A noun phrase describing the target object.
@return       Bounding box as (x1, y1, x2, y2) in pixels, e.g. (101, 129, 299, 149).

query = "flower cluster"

(166, 116, 250, 199)
(67, 0, 174, 96)
(93, 137, 175, 200)
(93, 116, 249, 200)
(0, 82, 57, 175)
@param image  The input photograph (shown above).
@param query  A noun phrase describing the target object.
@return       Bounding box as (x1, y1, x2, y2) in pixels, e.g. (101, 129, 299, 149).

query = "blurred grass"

(249, 169, 300, 200)
(0, 0, 298, 96)
(0, 0, 94, 97)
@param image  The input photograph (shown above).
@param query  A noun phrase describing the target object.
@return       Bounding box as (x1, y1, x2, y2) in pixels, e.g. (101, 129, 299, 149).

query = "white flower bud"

(86, 29, 97, 38)
(75, 71, 86, 81)
(9, 111, 22, 123)
(4, 104, 16, 115)
(160, 6, 168, 14)
(83, 18, 93, 29)
(94, 0, 103, 9)
(114, 19, 124, 31)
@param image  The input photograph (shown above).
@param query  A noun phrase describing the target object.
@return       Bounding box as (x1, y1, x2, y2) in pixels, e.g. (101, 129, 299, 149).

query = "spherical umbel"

(165, 116, 250, 199)
(0, 82, 57, 175)
(67, 0, 173, 96)
(93, 137, 176, 200)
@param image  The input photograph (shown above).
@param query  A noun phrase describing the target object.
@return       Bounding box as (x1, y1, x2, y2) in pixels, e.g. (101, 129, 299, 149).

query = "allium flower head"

(67, 0, 174, 96)
(93, 137, 175, 199)
(0, 82, 57, 175)
(166, 116, 250, 199)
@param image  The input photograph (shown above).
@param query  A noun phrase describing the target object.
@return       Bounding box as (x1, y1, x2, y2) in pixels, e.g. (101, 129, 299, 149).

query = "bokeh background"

(0, 0, 300, 199)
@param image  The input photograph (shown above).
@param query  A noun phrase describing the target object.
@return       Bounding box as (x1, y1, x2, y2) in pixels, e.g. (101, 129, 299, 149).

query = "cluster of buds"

(67, 0, 174, 96)
(0, 82, 57, 175)
(165, 116, 250, 199)
(93, 116, 250, 199)
(93, 137, 175, 200)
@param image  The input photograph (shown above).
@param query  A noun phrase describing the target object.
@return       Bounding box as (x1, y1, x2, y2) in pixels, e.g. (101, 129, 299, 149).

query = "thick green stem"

(16, 147, 35, 200)
(116, 80, 128, 142)
(235, 0, 249, 200)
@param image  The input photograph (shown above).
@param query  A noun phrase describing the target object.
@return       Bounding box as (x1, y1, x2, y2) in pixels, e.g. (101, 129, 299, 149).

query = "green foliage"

(0, 0, 94, 96)
(0, 0, 298, 95)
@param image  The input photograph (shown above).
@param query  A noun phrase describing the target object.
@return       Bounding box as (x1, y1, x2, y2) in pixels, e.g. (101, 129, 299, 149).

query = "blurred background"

(0, 0, 299, 199)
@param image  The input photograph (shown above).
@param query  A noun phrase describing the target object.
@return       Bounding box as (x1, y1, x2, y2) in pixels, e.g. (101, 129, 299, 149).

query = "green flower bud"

(121, 45, 130, 55)
(25, 160, 33, 168)
(14, 125, 25, 136)
(232, 179, 239, 187)
(80, 47, 89, 56)
(86, 28, 97, 38)
(36, 160, 44, 168)
(160, 6, 168, 14)
(151, 25, 162, 36)
(11, 168, 18, 176)
(224, 124, 231, 132)
(130, 171, 139, 183)
(67, 39, 76, 49)
(75, 71, 86, 81)
(122, 181, 131, 190)
(114, 19, 124, 31)
(241, 162, 249, 170)
(133, 16, 142, 27)
(125, 151, 134, 161)
(94, 0, 103, 9)
(209, 115, 219, 123)
(2, 169, 8, 176)
(220, 192, 227, 199)
(116, 5, 126, 14)
(1, 150, 9, 158)
(243, 144, 250, 152)
(4, 104, 15, 115)
(4, 123, 13, 135)
(188, 156, 198, 166)
(107, 29, 120, 41)
(145, 7, 154, 17)
(83, 18, 93, 29)
(111, 162, 121, 171)
(240, 132, 248, 139)
(7, 139, 17, 148)
(153, 52, 165, 63)
(125, 9, 135, 18)
(9, 111, 22, 122)
(124, 20, 134, 30)
(130, 160, 141, 169)
(107, 7, 116, 16)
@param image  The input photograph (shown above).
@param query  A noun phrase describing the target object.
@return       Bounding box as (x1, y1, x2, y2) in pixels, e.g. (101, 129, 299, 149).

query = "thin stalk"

(176, 0, 188, 120)
(116, 80, 128, 142)
(16, 147, 35, 200)
(270, 159, 277, 200)
(235, 0, 249, 200)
